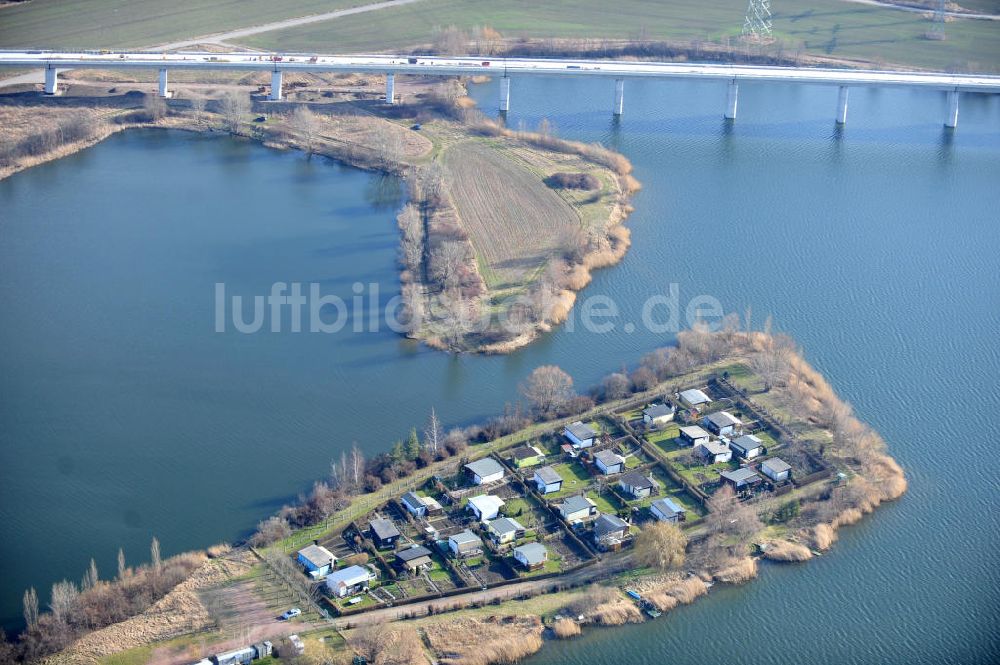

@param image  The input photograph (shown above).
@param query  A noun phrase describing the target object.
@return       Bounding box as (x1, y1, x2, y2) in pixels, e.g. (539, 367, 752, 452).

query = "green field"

(1, 0, 997, 72)
(645, 423, 682, 447)
(0, 0, 369, 49)
(587, 488, 623, 515)
(238, 0, 1000, 72)
(98, 646, 152, 665)
(543, 461, 593, 499)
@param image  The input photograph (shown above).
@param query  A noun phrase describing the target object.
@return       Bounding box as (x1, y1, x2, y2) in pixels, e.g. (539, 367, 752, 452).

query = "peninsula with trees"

(3, 324, 905, 665)
(0, 63, 637, 353)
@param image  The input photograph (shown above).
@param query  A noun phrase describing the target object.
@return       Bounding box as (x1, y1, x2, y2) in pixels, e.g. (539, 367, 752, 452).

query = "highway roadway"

(2, 51, 1000, 92)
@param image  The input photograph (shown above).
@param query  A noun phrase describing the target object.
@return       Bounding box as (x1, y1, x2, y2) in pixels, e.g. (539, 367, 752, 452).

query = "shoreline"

(0, 77, 905, 665)
(20, 329, 904, 665)
(387, 77, 640, 355)
(0, 75, 638, 356)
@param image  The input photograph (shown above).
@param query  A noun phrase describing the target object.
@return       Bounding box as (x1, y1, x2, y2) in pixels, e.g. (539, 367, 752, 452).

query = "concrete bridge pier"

(44, 67, 59, 95)
(386, 73, 395, 104)
(725, 80, 738, 120)
(158, 68, 171, 98)
(613, 79, 624, 116)
(499, 76, 511, 112)
(945, 90, 959, 129)
(836, 86, 849, 125)
(269, 70, 283, 101)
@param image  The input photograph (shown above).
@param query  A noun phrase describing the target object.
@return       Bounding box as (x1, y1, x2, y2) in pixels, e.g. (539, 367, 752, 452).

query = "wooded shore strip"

(5, 323, 904, 665)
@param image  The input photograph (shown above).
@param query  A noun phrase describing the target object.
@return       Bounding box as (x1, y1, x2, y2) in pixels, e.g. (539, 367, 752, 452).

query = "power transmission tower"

(742, 0, 773, 40)
(927, 0, 947, 40)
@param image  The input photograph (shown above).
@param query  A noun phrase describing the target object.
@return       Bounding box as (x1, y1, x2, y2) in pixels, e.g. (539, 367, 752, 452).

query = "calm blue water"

(468, 76, 1000, 665)
(0, 76, 998, 664)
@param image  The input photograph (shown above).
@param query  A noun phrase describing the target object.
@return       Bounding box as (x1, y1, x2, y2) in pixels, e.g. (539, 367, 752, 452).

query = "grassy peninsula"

(10, 326, 904, 665)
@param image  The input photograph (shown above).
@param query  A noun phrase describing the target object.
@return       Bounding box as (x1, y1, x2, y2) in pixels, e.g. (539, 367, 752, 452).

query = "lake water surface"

(1, 78, 998, 663)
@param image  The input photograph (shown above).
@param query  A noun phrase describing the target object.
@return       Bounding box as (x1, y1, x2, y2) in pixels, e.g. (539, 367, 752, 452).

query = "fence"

(278, 475, 424, 554)
(273, 388, 689, 557)
(336, 557, 600, 622)
(249, 545, 334, 623)
(712, 375, 835, 488)
(629, 422, 710, 507)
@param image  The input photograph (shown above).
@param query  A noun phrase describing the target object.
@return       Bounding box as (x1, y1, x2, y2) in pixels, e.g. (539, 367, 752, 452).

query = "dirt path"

(0, 0, 426, 90)
(334, 554, 634, 628)
(147, 617, 327, 665)
(148, 579, 327, 665)
(143, 554, 628, 664)
(839, 0, 1000, 20)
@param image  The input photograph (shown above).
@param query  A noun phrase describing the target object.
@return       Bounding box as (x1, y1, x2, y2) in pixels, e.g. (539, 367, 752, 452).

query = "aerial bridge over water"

(2, 50, 999, 129)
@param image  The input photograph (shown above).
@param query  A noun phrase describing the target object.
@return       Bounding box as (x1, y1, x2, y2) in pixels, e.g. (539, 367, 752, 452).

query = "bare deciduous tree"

(499, 298, 533, 336)
(14, 550, 205, 663)
(150, 537, 161, 574)
(330, 453, 347, 493)
(520, 365, 575, 416)
(23, 587, 39, 627)
(705, 485, 762, 547)
(601, 372, 631, 401)
(834, 420, 884, 466)
(633, 522, 687, 571)
(436, 287, 483, 348)
(819, 398, 853, 431)
(309, 481, 338, 519)
(251, 516, 291, 546)
(220, 92, 250, 134)
(676, 320, 728, 363)
(49, 580, 79, 624)
(0, 628, 17, 663)
(433, 25, 469, 55)
(400, 282, 424, 335)
(473, 25, 504, 55)
(629, 366, 657, 392)
(748, 318, 794, 391)
(189, 96, 206, 126)
(719, 311, 742, 345)
(81, 558, 99, 591)
(424, 407, 443, 455)
(397, 204, 424, 272)
(640, 347, 672, 380)
(413, 162, 446, 206)
(143, 94, 166, 122)
(444, 428, 468, 456)
(350, 442, 365, 490)
(117, 548, 127, 581)
(557, 226, 588, 264)
(350, 624, 383, 664)
(289, 105, 319, 153)
(370, 120, 403, 167)
(664, 346, 696, 377)
(430, 241, 470, 290)
(262, 550, 313, 602)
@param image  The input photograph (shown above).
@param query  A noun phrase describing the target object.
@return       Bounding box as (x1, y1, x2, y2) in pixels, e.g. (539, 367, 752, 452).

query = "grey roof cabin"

(464, 457, 505, 484)
(395, 545, 433, 570)
(369, 518, 401, 548)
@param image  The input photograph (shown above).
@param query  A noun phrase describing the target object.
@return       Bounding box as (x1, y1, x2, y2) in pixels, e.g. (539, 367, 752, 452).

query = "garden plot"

(442, 139, 581, 291)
